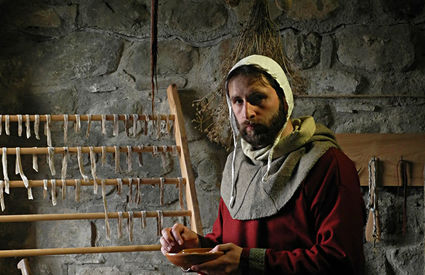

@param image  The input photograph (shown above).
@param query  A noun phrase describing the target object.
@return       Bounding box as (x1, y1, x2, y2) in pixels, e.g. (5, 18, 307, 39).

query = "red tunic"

(201, 148, 365, 274)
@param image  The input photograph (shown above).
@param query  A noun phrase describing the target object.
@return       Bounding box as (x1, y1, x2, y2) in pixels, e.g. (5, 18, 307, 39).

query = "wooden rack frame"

(1, 114, 174, 122)
(0, 84, 203, 257)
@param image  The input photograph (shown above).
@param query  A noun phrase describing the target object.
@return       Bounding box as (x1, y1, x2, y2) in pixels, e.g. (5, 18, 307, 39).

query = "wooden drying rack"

(0, 84, 203, 257)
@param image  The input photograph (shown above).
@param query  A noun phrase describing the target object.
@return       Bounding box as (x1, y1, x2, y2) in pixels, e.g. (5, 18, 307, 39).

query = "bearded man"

(161, 55, 365, 274)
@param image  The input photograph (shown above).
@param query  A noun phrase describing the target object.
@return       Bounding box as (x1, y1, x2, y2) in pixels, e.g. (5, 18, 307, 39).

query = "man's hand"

(190, 243, 243, 275)
(160, 223, 199, 255)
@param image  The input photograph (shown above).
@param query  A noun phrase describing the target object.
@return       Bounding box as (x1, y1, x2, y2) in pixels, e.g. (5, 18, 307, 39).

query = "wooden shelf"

(336, 133, 425, 186)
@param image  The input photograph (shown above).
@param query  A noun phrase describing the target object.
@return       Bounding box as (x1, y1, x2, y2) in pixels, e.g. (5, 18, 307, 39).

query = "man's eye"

(233, 99, 243, 105)
(249, 94, 266, 105)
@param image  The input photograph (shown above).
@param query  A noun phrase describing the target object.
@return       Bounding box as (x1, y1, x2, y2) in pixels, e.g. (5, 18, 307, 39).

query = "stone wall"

(0, 0, 424, 274)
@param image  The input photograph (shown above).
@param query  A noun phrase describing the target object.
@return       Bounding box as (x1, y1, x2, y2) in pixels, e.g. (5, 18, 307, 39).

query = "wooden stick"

(0, 245, 161, 258)
(0, 145, 181, 155)
(8, 177, 186, 188)
(0, 114, 174, 122)
(167, 84, 203, 235)
(0, 210, 192, 223)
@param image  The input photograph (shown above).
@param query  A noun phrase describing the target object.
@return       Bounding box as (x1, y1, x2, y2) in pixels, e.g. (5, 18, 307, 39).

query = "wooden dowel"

(8, 178, 186, 188)
(0, 145, 180, 155)
(0, 245, 161, 258)
(0, 114, 174, 122)
(0, 210, 191, 223)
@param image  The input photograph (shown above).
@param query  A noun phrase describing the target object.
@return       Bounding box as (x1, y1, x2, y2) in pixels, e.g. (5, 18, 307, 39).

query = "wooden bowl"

(165, 248, 224, 270)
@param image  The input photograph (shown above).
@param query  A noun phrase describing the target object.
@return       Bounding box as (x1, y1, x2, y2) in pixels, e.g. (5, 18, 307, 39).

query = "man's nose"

(244, 102, 256, 120)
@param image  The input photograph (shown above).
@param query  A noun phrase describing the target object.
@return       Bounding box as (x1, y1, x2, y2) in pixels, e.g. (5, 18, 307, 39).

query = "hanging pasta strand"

(2, 147, 9, 194)
(178, 177, 184, 209)
(15, 147, 32, 199)
(152, 145, 158, 157)
(101, 179, 111, 240)
(86, 114, 92, 138)
(137, 145, 143, 167)
(124, 114, 130, 136)
(171, 145, 178, 157)
(140, 210, 146, 229)
(74, 114, 81, 133)
(132, 114, 138, 137)
(0, 180, 5, 211)
(117, 211, 123, 239)
(47, 147, 56, 176)
(101, 146, 106, 167)
(63, 114, 69, 144)
(117, 178, 123, 195)
(156, 210, 163, 236)
(101, 114, 106, 135)
(5, 115, 10, 136)
(17, 114, 23, 137)
(112, 114, 118, 136)
(77, 146, 89, 181)
(25, 114, 31, 139)
(61, 147, 68, 200)
(51, 179, 57, 206)
(159, 177, 164, 206)
(114, 146, 120, 173)
(61, 147, 68, 180)
(34, 114, 40, 140)
(61, 179, 66, 200)
(144, 114, 149, 136)
(43, 179, 48, 199)
(32, 153, 38, 172)
(127, 146, 132, 172)
(136, 178, 141, 204)
(45, 115, 52, 147)
(74, 179, 81, 202)
(127, 178, 133, 203)
(89, 146, 98, 194)
(127, 211, 134, 242)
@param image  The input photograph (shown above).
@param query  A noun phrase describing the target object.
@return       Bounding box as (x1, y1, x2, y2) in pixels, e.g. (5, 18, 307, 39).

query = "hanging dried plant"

(193, 0, 305, 150)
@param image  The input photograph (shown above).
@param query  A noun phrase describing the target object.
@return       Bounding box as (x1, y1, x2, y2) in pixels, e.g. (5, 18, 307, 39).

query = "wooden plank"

(336, 133, 425, 186)
(167, 84, 203, 234)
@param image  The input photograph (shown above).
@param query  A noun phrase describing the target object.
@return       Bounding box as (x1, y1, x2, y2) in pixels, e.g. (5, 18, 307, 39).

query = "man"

(161, 55, 365, 274)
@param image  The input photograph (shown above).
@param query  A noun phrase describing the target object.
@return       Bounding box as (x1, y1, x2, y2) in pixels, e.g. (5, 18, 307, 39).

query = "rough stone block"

(336, 24, 415, 72)
(79, 0, 150, 37)
(386, 243, 424, 275)
(160, 0, 229, 43)
(123, 40, 197, 79)
(304, 69, 363, 95)
(282, 30, 321, 69)
(14, 31, 124, 86)
(286, 0, 339, 20)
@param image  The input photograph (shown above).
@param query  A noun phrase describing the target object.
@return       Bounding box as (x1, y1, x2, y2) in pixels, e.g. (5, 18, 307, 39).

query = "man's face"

(228, 74, 287, 148)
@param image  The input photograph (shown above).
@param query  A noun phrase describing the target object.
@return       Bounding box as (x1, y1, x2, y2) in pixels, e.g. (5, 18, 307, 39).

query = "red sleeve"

(198, 200, 225, 248)
(263, 148, 365, 274)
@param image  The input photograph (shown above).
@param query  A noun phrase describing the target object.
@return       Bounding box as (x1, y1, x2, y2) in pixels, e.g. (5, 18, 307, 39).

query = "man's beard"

(238, 103, 287, 149)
